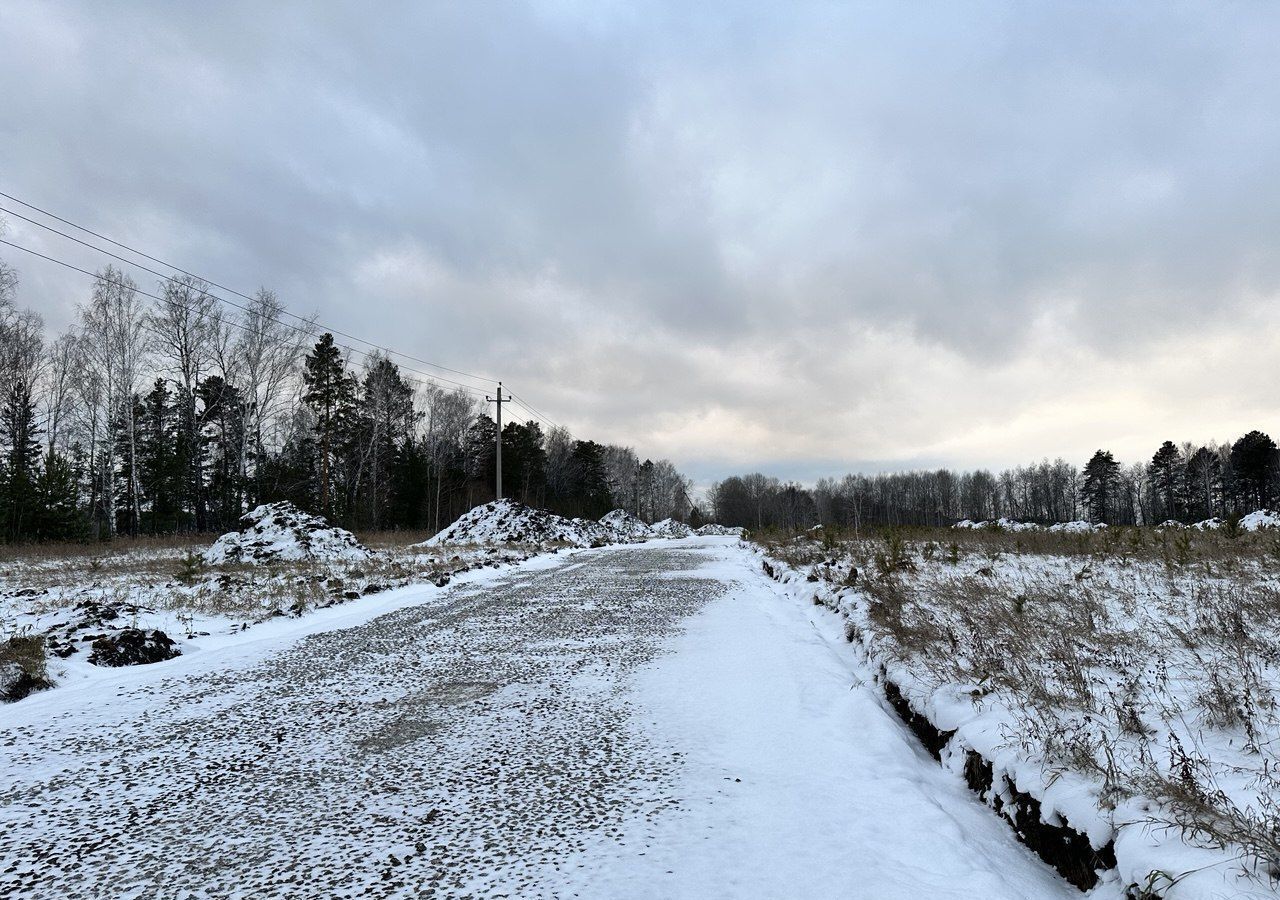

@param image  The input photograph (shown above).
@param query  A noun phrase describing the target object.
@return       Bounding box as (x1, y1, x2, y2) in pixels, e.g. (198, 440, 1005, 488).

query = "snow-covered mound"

(1046, 520, 1105, 534)
(1238, 509, 1280, 531)
(1192, 517, 1224, 530)
(204, 502, 370, 565)
(952, 518, 1038, 532)
(696, 523, 744, 537)
(424, 499, 615, 548)
(651, 518, 693, 538)
(599, 509, 653, 541)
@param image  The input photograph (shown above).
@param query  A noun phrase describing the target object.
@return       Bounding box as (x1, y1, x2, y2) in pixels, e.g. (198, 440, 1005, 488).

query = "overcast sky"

(3, 1, 1279, 487)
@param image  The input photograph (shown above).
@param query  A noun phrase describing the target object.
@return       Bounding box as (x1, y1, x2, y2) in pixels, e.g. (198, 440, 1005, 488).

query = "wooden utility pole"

(487, 382, 511, 499)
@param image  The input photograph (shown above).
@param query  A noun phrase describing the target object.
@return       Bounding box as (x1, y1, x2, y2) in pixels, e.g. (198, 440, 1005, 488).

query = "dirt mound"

(424, 499, 616, 548)
(599, 509, 654, 541)
(204, 502, 371, 565)
(651, 518, 693, 538)
(88, 629, 181, 667)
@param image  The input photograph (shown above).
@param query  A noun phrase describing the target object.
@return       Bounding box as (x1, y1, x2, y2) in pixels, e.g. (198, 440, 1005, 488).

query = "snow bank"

(423, 499, 616, 548)
(650, 518, 693, 538)
(695, 523, 744, 537)
(954, 519, 1104, 533)
(1239, 509, 1280, 531)
(1045, 520, 1105, 534)
(756, 541, 1280, 899)
(204, 502, 370, 565)
(952, 518, 1039, 532)
(599, 509, 654, 541)
(1192, 517, 1224, 530)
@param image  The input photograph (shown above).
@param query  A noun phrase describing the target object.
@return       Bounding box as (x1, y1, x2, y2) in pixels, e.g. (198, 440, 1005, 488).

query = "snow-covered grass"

(0, 528, 542, 702)
(754, 525, 1280, 898)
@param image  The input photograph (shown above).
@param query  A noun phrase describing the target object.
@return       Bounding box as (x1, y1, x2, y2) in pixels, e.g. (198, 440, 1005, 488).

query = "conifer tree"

(1148, 440, 1184, 523)
(1228, 430, 1278, 513)
(302, 333, 355, 517)
(1080, 449, 1121, 524)
(0, 381, 42, 541)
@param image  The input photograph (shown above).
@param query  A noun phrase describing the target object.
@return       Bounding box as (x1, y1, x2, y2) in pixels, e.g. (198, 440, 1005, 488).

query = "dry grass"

(753, 524, 1280, 875)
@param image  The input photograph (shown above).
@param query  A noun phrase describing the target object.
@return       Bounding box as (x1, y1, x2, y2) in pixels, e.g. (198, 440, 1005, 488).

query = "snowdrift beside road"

(204, 502, 371, 565)
(651, 518, 693, 538)
(695, 523, 745, 537)
(423, 499, 617, 548)
(599, 509, 654, 541)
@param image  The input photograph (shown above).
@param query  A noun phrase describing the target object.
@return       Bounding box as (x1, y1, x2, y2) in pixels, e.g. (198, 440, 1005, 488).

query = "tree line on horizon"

(710, 432, 1280, 532)
(0, 260, 692, 543)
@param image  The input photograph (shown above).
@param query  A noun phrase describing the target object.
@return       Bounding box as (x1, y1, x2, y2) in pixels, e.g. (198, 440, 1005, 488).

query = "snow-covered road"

(2, 538, 1073, 899)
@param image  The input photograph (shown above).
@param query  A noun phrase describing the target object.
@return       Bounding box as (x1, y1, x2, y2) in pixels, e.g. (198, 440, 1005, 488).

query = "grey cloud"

(2, 1, 1279, 479)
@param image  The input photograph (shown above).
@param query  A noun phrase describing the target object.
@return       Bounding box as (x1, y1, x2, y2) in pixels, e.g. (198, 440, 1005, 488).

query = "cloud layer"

(3, 1, 1279, 485)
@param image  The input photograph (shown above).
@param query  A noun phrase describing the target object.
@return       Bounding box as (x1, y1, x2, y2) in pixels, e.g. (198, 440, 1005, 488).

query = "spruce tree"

(139, 379, 180, 533)
(0, 382, 42, 541)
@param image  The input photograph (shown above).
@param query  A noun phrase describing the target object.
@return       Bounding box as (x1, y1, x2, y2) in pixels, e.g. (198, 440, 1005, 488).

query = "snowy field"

(2, 536, 1083, 899)
(758, 525, 1280, 898)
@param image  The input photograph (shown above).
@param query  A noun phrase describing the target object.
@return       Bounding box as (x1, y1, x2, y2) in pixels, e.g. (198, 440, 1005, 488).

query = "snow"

(759, 536, 1280, 899)
(600, 508, 655, 540)
(3, 536, 1086, 898)
(650, 517, 693, 538)
(1, 535, 540, 702)
(955, 519, 1104, 533)
(555, 540, 1076, 898)
(203, 501, 370, 564)
(422, 498, 618, 548)
(1046, 520, 1106, 533)
(1239, 509, 1280, 530)
(694, 523, 745, 536)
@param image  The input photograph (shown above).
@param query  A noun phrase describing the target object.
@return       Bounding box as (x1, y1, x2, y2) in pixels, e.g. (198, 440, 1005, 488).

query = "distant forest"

(0, 262, 691, 543)
(710, 434, 1280, 532)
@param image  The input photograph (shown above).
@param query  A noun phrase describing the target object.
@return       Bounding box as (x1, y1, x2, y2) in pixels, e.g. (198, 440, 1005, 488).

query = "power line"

(505, 388, 562, 431)
(0, 203, 499, 399)
(0, 190, 498, 389)
(0, 237, 492, 400)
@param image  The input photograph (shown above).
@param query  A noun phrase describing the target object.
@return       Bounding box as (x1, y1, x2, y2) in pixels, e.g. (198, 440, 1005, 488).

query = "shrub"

(0, 634, 53, 701)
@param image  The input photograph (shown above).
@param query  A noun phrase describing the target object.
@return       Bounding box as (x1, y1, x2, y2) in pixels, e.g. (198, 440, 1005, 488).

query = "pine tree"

(464, 415, 498, 501)
(502, 420, 547, 506)
(1148, 440, 1184, 523)
(302, 334, 355, 518)
(1080, 449, 1121, 524)
(568, 440, 613, 518)
(357, 356, 416, 529)
(1228, 430, 1278, 513)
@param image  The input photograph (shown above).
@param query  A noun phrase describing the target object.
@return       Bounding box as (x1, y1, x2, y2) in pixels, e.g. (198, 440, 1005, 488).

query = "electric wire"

(0, 237, 493, 400)
(0, 190, 496, 389)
